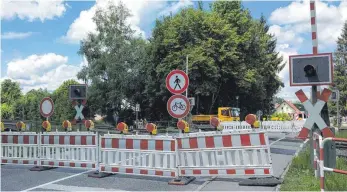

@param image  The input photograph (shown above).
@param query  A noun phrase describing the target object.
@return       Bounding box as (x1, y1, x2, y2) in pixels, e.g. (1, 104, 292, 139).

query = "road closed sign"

(167, 95, 190, 119)
(166, 70, 189, 95)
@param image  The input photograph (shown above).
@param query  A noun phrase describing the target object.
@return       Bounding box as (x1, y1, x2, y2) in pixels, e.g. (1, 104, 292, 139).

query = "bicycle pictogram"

(172, 102, 186, 111)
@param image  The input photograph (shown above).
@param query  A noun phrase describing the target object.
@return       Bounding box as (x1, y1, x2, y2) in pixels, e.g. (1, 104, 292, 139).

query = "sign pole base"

(168, 176, 195, 185)
(88, 171, 112, 178)
(30, 166, 56, 172)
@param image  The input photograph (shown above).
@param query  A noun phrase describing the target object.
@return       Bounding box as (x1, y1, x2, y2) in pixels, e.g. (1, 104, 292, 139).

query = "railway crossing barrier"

(1, 129, 279, 186)
(313, 132, 347, 192)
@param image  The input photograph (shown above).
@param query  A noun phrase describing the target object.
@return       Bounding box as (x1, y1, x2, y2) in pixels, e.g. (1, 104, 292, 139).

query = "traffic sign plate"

(167, 95, 190, 119)
(166, 70, 189, 94)
(256, 110, 263, 117)
(40, 97, 54, 118)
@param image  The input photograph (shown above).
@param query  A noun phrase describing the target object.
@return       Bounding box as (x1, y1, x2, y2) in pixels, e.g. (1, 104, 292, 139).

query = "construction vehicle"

(191, 107, 240, 130)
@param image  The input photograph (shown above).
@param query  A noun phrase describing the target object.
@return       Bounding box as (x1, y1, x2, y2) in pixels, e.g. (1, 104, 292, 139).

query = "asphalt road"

(1, 132, 304, 191)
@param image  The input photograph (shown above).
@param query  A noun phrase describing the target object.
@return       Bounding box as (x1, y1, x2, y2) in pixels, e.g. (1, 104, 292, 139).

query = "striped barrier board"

(100, 134, 177, 177)
(40, 132, 96, 169)
(176, 130, 273, 177)
(222, 121, 303, 133)
(1, 132, 38, 165)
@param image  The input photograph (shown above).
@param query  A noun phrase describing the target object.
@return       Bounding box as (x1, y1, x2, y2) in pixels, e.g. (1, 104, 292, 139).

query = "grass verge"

(280, 131, 347, 191)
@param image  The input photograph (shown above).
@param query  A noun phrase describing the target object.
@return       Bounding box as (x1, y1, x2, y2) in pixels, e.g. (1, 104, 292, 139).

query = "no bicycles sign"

(167, 95, 190, 119)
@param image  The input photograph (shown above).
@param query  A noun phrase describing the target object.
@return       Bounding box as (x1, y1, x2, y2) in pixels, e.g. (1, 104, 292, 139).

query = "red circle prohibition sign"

(166, 70, 189, 94)
(167, 95, 190, 119)
(40, 97, 54, 118)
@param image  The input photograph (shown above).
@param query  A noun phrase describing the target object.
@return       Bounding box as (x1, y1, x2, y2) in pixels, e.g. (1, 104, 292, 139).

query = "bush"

(271, 112, 292, 121)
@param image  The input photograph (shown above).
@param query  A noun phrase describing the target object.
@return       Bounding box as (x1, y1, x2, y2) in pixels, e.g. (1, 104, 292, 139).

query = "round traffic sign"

(256, 110, 263, 117)
(166, 70, 189, 94)
(167, 95, 190, 119)
(40, 97, 54, 118)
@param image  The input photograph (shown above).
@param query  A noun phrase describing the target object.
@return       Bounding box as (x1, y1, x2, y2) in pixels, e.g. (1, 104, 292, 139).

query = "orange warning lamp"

(62, 120, 72, 131)
(245, 114, 258, 128)
(146, 123, 157, 135)
(116, 122, 128, 134)
(177, 120, 189, 133)
(42, 121, 51, 132)
(84, 120, 95, 131)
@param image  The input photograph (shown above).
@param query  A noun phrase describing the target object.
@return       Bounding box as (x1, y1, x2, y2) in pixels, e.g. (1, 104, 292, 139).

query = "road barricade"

(221, 121, 252, 131)
(1, 131, 38, 165)
(39, 132, 97, 169)
(176, 130, 273, 177)
(99, 134, 177, 178)
(261, 121, 295, 132)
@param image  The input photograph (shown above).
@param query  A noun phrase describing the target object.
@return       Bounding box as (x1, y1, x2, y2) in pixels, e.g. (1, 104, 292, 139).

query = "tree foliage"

(329, 21, 347, 117)
(143, 1, 284, 120)
(77, 2, 149, 124)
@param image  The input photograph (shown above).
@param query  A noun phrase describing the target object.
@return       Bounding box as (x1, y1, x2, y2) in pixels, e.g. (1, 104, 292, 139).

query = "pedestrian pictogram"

(166, 70, 189, 94)
(40, 97, 54, 118)
(167, 95, 190, 119)
(295, 88, 334, 139)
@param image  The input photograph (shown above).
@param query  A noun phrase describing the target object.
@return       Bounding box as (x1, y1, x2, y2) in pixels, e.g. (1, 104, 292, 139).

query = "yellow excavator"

(191, 107, 240, 130)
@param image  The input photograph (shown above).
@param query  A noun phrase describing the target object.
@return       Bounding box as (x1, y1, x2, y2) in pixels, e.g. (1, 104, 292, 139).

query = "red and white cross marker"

(295, 88, 334, 139)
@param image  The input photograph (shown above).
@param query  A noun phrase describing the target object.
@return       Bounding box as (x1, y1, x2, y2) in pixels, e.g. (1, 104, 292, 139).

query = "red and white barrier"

(39, 132, 97, 169)
(99, 134, 177, 177)
(176, 130, 273, 177)
(1, 132, 38, 165)
(313, 133, 347, 192)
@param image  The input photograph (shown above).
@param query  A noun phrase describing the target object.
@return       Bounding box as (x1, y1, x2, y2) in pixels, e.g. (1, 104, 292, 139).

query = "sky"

(1, 0, 347, 101)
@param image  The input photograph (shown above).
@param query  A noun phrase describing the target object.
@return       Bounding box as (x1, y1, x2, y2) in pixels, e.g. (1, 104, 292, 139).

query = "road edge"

(274, 138, 309, 192)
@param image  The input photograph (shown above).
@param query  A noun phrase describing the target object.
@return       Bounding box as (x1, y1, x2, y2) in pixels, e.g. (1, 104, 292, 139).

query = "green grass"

(280, 134, 347, 191)
(335, 130, 347, 139)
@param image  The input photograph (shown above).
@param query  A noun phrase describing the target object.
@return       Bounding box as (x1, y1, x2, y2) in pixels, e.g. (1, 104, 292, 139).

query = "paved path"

(1, 133, 304, 191)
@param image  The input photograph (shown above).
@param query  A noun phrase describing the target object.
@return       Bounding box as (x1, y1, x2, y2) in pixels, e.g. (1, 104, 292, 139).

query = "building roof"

(276, 100, 302, 114)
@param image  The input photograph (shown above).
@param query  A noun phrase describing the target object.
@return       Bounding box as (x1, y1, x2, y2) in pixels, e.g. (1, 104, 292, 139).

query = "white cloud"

(268, 25, 304, 46)
(4, 53, 83, 93)
(0, 0, 67, 22)
(1, 32, 34, 40)
(158, 0, 194, 16)
(61, 0, 192, 44)
(269, 0, 347, 49)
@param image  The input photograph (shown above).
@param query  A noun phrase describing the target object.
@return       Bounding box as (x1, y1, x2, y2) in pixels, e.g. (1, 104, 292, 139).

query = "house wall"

(275, 103, 296, 114)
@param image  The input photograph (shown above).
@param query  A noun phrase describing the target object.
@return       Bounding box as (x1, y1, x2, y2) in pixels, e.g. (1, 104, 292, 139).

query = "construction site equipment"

(192, 107, 240, 130)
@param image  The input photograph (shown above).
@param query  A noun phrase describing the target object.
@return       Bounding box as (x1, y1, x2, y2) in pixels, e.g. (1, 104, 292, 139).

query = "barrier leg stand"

(88, 131, 111, 178)
(30, 132, 55, 171)
(168, 139, 195, 185)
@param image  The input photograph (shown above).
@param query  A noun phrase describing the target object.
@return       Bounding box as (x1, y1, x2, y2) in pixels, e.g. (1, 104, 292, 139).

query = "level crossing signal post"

(69, 84, 88, 131)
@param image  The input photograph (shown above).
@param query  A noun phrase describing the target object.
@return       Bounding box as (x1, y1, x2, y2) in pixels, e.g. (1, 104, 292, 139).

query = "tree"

(145, 2, 284, 120)
(13, 88, 50, 120)
(1, 103, 13, 119)
(77, 1, 149, 124)
(1, 79, 22, 106)
(329, 21, 347, 117)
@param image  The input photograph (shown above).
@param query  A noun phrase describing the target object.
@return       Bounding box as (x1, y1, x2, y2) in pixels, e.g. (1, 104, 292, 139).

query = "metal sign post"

(135, 104, 140, 130)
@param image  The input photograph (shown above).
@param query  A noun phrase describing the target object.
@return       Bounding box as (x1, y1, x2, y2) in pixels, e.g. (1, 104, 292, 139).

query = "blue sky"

(1, 0, 346, 100)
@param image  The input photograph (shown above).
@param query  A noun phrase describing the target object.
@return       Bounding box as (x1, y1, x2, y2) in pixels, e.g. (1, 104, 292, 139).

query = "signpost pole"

(309, 0, 335, 170)
(337, 90, 340, 129)
(136, 104, 139, 130)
